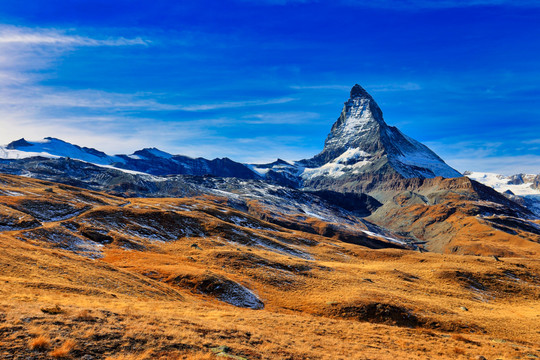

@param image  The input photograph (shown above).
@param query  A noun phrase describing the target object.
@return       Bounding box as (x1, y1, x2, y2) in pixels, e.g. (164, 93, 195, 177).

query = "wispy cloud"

(0, 25, 148, 89)
(446, 155, 540, 175)
(290, 84, 350, 91)
(0, 23, 294, 127)
(0, 25, 148, 46)
(241, 111, 321, 124)
(425, 138, 540, 175)
(0, 87, 173, 110)
(0, 85, 298, 112)
(523, 139, 540, 145)
(179, 97, 297, 111)
(176, 135, 318, 163)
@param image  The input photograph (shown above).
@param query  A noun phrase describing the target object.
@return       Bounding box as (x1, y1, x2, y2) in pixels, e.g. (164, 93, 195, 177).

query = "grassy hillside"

(0, 174, 539, 359)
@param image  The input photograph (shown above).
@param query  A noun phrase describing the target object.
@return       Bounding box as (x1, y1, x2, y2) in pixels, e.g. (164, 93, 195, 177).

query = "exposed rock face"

(5, 138, 33, 149)
(250, 84, 461, 191)
(303, 84, 461, 180)
(533, 175, 540, 190)
(309, 84, 387, 166)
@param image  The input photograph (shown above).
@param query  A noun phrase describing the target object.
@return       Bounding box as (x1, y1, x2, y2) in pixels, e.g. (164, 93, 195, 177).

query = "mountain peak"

(6, 138, 33, 149)
(133, 147, 173, 159)
(303, 84, 461, 180)
(308, 85, 385, 165)
(349, 84, 371, 99)
(1, 137, 121, 165)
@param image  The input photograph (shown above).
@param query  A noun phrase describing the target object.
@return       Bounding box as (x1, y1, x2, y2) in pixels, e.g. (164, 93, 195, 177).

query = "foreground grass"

(1, 238, 539, 359)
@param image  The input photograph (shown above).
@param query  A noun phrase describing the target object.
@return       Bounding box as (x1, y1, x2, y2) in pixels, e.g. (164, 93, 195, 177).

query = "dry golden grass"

(49, 339, 76, 357)
(1, 173, 539, 359)
(105, 351, 151, 360)
(74, 309, 94, 321)
(29, 334, 50, 350)
(105, 351, 219, 360)
(3, 238, 537, 359)
(368, 180, 540, 258)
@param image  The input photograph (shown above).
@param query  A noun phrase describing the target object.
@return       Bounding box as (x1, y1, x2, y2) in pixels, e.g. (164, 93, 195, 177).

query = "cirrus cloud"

(0, 25, 148, 46)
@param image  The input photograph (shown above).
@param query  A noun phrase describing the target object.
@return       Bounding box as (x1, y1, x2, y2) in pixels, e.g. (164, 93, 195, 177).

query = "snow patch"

(333, 147, 371, 164)
(466, 172, 540, 196)
(0, 138, 124, 166)
(302, 162, 346, 179)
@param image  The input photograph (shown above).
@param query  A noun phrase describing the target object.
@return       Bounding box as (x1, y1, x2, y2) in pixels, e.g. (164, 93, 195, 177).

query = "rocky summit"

(305, 84, 461, 178)
(251, 84, 461, 191)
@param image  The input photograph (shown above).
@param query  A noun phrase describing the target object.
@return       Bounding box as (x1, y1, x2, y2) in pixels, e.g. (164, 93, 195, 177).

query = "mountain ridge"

(0, 84, 461, 187)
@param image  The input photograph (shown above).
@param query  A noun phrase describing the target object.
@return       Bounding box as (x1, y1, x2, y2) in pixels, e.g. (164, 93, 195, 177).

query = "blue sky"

(0, 0, 539, 174)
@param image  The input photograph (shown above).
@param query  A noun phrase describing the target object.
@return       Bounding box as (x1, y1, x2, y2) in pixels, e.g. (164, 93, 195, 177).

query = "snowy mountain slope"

(0, 137, 123, 165)
(465, 172, 540, 196)
(0, 138, 260, 180)
(465, 171, 540, 216)
(252, 84, 461, 190)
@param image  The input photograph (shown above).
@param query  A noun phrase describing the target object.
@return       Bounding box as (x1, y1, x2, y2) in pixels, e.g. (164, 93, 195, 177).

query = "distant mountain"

(0, 137, 260, 180)
(0, 85, 460, 189)
(464, 172, 540, 196)
(465, 171, 540, 216)
(1, 137, 121, 165)
(251, 84, 461, 191)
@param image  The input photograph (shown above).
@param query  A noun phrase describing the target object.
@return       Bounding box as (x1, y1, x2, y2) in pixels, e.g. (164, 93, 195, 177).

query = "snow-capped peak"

(303, 84, 461, 179)
(249, 84, 461, 186)
(131, 147, 173, 159)
(0, 137, 122, 165)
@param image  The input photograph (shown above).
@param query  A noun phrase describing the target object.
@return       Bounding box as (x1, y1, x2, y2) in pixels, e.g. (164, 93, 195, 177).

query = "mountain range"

(1, 85, 461, 183)
(1, 84, 539, 258)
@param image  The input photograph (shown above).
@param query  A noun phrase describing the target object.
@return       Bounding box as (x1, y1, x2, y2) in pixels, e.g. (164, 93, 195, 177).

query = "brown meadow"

(0, 174, 539, 359)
